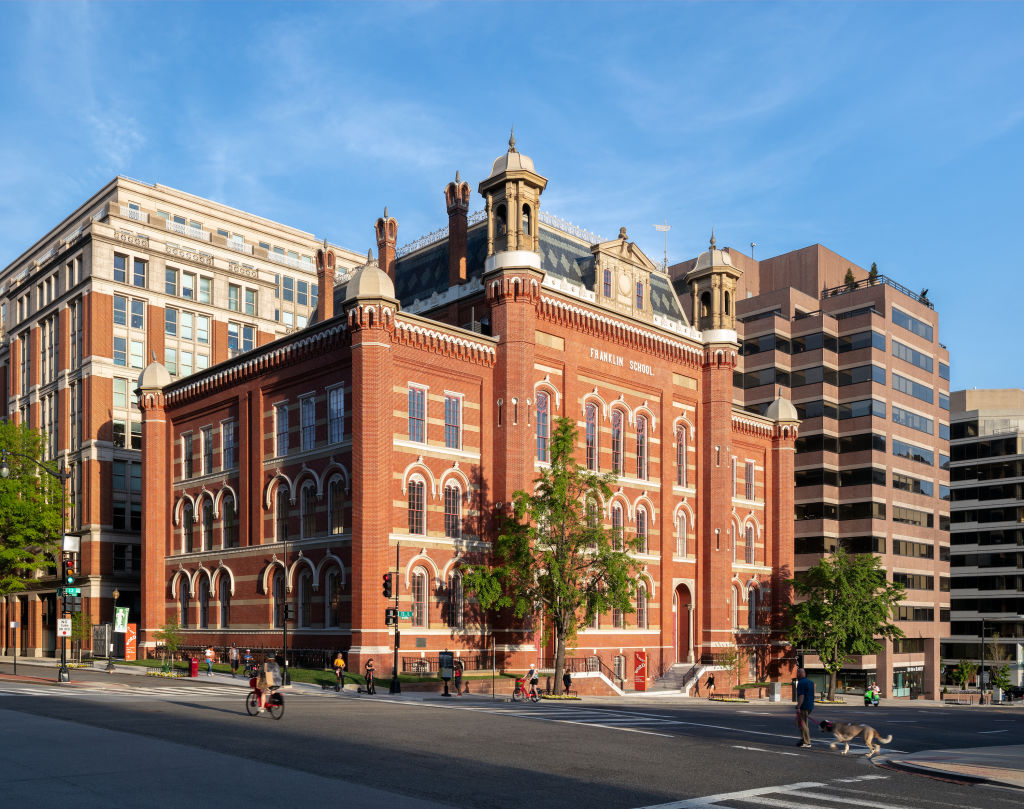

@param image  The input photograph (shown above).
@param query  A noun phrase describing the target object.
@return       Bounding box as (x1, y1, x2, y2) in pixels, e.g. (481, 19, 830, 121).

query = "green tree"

(155, 618, 184, 672)
(0, 422, 63, 596)
(952, 658, 977, 690)
(70, 611, 92, 663)
(844, 267, 856, 290)
(786, 548, 905, 700)
(868, 262, 879, 285)
(464, 417, 640, 694)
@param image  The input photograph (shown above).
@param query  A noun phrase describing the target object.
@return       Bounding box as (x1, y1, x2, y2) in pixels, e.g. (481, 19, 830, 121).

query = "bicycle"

(512, 676, 540, 703)
(245, 677, 285, 719)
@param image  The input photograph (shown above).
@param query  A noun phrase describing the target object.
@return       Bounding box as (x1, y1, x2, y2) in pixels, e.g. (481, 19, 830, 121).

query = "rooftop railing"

(821, 274, 934, 309)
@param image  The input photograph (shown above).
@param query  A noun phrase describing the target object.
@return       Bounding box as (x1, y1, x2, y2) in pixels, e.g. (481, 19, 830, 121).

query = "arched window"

(448, 571, 464, 629)
(676, 510, 687, 557)
(700, 291, 711, 318)
(536, 391, 550, 462)
(408, 479, 425, 535)
(329, 477, 345, 535)
(636, 584, 647, 629)
(272, 569, 285, 628)
(297, 569, 312, 628)
(724, 291, 731, 316)
(748, 585, 758, 630)
(676, 425, 687, 487)
(611, 504, 623, 550)
(174, 582, 187, 627)
(495, 203, 507, 236)
(412, 568, 428, 627)
(218, 576, 230, 628)
(636, 506, 648, 554)
(276, 485, 290, 543)
(222, 494, 237, 548)
(197, 577, 209, 628)
(586, 497, 599, 530)
(444, 484, 461, 539)
(301, 484, 317, 538)
(745, 525, 755, 565)
(732, 586, 740, 629)
(585, 403, 598, 471)
(201, 499, 213, 551)
(636, 415, 648, 479)
(182, 502, 194, 553)
(611, 410, 624, 475)
(325, 569, 342, 627)
(521, 204, 531, 236)
(612, 606, 624, 629)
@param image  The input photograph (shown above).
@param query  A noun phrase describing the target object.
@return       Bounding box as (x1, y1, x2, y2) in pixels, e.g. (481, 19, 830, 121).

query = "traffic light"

(62, 552, 75, 585)
(385, 607, 397, 626)
(382, 572, 393, 599)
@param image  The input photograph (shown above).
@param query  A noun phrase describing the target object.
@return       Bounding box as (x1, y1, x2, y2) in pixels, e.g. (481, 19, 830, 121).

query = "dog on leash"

(819, 719, 893, 757)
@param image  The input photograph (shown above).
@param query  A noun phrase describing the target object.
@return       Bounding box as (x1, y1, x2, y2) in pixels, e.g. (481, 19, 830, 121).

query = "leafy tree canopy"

(786, 548, 904, 699)
(0, 422, 64, 596)
(464, 417, 641, 693)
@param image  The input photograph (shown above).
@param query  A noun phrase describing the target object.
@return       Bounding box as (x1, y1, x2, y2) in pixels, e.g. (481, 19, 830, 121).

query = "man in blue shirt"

(795, 668, 815, 748)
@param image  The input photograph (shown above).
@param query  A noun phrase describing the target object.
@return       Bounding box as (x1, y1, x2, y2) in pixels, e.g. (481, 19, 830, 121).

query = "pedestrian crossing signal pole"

(389, 542, 401, 694)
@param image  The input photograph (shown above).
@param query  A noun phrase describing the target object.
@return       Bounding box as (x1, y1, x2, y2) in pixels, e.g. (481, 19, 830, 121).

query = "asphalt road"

(2, 666, 1022, 809)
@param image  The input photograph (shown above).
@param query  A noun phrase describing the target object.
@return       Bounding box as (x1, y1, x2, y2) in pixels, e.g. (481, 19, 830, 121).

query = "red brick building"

(138, 140, 799, 689)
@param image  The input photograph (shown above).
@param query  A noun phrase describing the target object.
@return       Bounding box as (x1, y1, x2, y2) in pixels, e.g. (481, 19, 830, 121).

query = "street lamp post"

(106, 588, 120, 673)
(0, 448, 73, 683)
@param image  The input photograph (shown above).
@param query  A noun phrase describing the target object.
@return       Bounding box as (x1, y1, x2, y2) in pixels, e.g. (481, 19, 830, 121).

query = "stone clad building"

(138, 140, 799, 689)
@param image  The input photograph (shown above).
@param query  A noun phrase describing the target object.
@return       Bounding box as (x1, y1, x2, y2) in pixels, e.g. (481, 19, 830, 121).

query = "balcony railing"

(165, 220, 211, 242)
(227, 240, 253, 255)
(119, 206, 149, 224)
(821, 274, 934, 309)
(268, 251, 307, 270)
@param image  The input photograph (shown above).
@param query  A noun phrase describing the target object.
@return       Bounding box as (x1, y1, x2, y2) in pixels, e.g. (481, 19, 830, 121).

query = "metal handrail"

(821, 274, 934, 309)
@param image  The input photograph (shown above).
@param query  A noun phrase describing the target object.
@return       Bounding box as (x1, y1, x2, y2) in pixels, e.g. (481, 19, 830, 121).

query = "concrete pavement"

(3, 656, 1022, 791)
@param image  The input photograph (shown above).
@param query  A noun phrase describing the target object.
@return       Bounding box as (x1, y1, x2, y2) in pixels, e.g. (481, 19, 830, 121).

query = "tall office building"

(0, 178, 362, 658)
(671, 244, 950, 698)
(945, 388, 1024, 689)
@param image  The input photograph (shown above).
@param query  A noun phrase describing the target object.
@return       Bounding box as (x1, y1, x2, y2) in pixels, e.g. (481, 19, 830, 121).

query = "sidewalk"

(876, 745, 1024, 790)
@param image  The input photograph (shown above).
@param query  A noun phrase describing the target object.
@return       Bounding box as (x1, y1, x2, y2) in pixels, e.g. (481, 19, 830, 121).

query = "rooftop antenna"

(750, 242, 756, 261)
(653, 220, 670, 270)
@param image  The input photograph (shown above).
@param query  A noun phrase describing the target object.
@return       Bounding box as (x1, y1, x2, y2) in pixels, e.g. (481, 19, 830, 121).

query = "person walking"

(364, 657, 376, 695)
(204, 645, 215, 677)
(795, 667, 815, 748)
(562, 669, 572, 695)
(706, 673, 715, 699)
(453, 659, 464, 696)
(229, 644, 240, 678)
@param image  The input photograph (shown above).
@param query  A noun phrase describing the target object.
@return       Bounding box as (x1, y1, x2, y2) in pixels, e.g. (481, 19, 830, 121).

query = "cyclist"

(242, 648, 254, 677)
(527, 663, 539, 698)
(333, 651, 346, 690)
(364, 657, 376, 695)
(257, 655, 281, 712)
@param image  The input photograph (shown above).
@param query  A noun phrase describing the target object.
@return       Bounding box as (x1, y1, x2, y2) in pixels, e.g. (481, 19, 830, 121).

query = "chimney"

(446, 171, 471, 286)
(315, 241, 335, 322)
(375, 208, 398, 282)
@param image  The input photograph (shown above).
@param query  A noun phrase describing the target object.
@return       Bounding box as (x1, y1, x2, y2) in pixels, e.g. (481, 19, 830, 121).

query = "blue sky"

(0, 2, 1021, 393)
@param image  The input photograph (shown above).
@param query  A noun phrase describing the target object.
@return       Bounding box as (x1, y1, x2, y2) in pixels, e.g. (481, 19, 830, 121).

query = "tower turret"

(478, 130, 548, 259)
(685, 231, 743, 333)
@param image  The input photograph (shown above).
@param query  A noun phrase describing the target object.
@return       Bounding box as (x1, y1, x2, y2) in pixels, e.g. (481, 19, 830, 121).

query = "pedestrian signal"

(385, 607, 397, 626)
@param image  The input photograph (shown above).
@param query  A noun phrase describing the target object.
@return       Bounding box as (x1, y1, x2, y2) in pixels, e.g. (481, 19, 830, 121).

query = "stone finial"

(710, 228, 716, 249)
(455, 170, 460, 184)
(509, 127, 517, 152)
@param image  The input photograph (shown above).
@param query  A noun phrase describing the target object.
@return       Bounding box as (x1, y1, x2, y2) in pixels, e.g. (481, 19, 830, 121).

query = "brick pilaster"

(137, 374, 170, 648)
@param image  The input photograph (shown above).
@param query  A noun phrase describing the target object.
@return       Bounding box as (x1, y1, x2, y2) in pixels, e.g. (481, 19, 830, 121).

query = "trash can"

(768, 682, 782, 702)
(190, 657, 199, 677)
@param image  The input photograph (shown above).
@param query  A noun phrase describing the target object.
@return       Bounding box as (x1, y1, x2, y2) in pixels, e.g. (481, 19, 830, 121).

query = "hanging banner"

(113, 607, 129, 633)
(634, 651, 648, 691)
(125, 623, 137, 661)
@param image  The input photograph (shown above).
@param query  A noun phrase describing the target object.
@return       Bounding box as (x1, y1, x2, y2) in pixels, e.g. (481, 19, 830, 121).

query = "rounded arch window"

(197, 577, 210, 628)
(218, 575, 231, 628)
(179, 581, 190, 627)
(700, 291, 711, 318)
(411, 567, 428, 627)
(495, 203, 507, 236)
(272, 569, 285, 628)
(521, 204, 532, 236)
(444, 483, 462, 539)
(182, 501, 194, 553)
(408, 477, 426, 535)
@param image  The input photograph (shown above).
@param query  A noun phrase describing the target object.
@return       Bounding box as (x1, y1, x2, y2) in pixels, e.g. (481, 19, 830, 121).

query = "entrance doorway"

(675, 584, 693, 663)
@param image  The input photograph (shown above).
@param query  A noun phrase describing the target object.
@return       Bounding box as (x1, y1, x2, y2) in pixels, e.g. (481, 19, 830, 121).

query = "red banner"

(633, 651, 647, 691)
(125, 623, 137, 661)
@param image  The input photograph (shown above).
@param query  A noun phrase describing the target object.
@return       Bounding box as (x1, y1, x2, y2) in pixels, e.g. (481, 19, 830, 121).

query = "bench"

(943, 693, 975, 705)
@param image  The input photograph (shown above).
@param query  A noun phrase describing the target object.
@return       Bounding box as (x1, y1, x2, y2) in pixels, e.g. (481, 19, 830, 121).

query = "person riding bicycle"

(242, 648, 254, 676)
(333, 651, 346, 690)
(527, 664, 539, 697)
(257, 655, 281, 712)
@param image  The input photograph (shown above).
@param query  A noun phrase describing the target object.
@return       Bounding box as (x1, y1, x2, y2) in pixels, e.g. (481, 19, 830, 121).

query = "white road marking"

(978, 729, 1008, 734)
(732, 744, 799, 756)
(787, 789, 899, 808)
(631, 781, 827, 809)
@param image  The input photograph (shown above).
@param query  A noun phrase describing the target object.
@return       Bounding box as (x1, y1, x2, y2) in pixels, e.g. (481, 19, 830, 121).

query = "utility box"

(768, 682, 782, 702)
(190, 657, 199, 677)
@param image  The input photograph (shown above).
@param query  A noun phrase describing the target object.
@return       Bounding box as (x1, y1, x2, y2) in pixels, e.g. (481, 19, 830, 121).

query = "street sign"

(57, 618, 72, 637)
(398, 610, 413, 619)
(65, 587, 81, 596)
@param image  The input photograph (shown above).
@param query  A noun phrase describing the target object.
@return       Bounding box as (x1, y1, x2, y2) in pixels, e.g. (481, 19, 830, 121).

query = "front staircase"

(650, 662, 703, 695)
